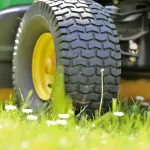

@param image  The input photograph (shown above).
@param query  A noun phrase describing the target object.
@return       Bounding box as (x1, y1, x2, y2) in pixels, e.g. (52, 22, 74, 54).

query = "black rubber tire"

(12, 0, 121, 113)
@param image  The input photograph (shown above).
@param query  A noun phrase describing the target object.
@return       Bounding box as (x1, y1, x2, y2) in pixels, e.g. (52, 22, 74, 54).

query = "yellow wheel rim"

(32, 33, 56, 100)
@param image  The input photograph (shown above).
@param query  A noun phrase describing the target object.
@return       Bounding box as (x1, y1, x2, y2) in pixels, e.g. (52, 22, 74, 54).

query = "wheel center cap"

(45, 58, 52, 74)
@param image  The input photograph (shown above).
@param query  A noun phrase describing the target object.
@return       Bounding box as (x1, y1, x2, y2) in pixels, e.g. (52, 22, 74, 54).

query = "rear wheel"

(12, 0, 121, 114)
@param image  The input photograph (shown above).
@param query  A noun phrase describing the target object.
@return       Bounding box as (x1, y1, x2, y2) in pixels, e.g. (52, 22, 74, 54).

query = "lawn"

(0, 99, 150, 150)
(1, 68, 150, 150)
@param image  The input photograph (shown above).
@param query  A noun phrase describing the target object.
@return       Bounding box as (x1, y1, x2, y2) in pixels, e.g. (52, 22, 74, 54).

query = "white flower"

(0, 124, 3, 130)
(5, 105, 17, 111)
(141, 102, 149, 107)
(20, 141, 29, 149)
(22, 109, 33, 114)
(46, 120, 57, 126)
(101, 133, 108, 139)
(136, 96, 144, 101)
(128, 135, 135, 141)
(59, 137, 68, 147)
(58, 114, 70, 119)
(113, 112, 124, 116)
(100, 140, 107, 144)
(27, 115, 38, 121)
(76, 126, 80, 130)
(56, 120, 67, 125)
(91, 124, 96, 128)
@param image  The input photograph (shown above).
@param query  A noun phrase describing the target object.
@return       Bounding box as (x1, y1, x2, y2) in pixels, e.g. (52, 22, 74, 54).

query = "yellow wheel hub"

(32, 33, 56, 100)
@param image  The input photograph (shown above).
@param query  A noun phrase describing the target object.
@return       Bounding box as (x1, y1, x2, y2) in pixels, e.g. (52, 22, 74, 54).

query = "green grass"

(0, 99, 150, 150)
(1, 67, 150, 149)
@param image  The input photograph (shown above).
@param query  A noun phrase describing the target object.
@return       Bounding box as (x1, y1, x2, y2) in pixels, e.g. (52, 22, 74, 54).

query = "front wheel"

(12, 0, 121, 114)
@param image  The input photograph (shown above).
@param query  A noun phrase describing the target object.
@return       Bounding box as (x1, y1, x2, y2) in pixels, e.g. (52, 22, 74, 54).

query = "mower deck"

(0, 89, 14, 101)
(0, 79, 150, 102)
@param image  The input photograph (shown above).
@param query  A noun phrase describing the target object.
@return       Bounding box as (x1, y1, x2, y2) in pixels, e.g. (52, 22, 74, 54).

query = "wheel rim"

(32, 33, 56, 100)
